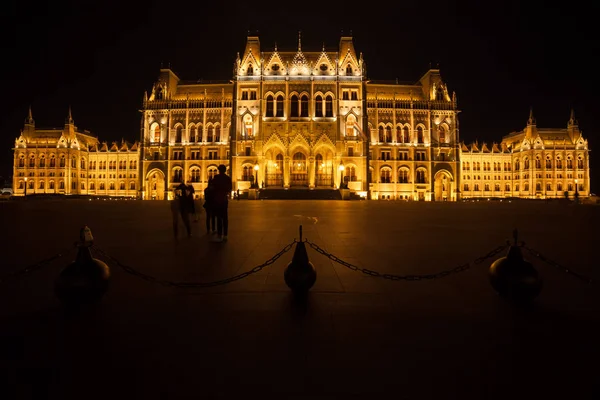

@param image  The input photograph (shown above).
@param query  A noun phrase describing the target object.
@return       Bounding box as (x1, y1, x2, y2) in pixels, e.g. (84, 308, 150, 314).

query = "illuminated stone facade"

(460, 109, 590, 199)
(12, 108, 139, 197)
(13, 34, 591, 200)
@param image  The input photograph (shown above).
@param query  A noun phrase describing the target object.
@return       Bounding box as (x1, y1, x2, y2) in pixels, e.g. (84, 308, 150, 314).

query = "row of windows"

(463, 158, 585, 171)
(377, 126, 432, 144)
(152, 125, 223, 143)
(19, 181, 136, 191)
(463, 183, 584, 192)
(264, 95, 334, 118)
(18, 157, 137, 170)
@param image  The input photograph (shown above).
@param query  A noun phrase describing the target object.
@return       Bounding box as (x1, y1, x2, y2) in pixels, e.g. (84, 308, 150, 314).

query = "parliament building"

(12, 33, 591, 201)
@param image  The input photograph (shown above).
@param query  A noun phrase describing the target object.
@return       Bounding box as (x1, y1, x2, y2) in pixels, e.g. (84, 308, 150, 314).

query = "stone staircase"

(258, 188, 342, 200)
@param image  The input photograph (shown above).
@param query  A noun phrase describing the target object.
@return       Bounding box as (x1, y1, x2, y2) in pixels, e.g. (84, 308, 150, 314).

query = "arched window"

(439, 126, 446, 143)
(29, 155, 35, 168)
(378, 126, 384, 142)
(485, 183, 490, 191)
(154, 125, 160, 142)
(276, 154, 283, 170)
(464, 183, 469, 191)
(130, 182, 135, 190)
(173, 169, 183, 183)
(59, 181, 65, 190)
(190, 168, 200, 182)
(345, 166, 357, 182)
(325, 95, 333, 117)
(244, 115, 253, 138)
(242, 165, 252, 181)
(416, 170, 426, 183)
(266, 95, 274, 117)
(89, 182, 94, 190)
(100, 182, 105, 190)
(380, 169, 391, 183)
(208, 167, 217, 181)
(175, 126, 182, 143)
(110, 182, 115, 190)
(515, 159, 520, 171)
(300, 95, 309, 117)
(385, 126, 392, 143)
(396, 127, 402, 143)
(346, 65, 353, 75)
(403, 126, 410, 143)
(189, 126, 196, 143)
(316, 154, 323, 170)
(567, 158, 573, 169)
(535, 158, 541, 169)
(577, 158, 583, 169)
(276, 95, 284, 117)
(120, 182, 125, 190)
(39, 181, 44, 189)
(290, 95, 299, 117)
(71, 156, 76, 168)
(156, 87, 163, 100)
(81, 158, 86, 169)
(417, 127, 424, 144)
(50, 181, 55, 189)
(524, 158, 530, 169)
(557, 183, 562, 191)
(19, 156, 24, 168)
(39, 156, 45, 168)
(556, 158, 562, 169)
(524, 182, 529, 191)
(436, 87, 444, 101)
(207, 127, 214, 143)
(474, 183, 480, 191)
(315, 95, 323, 118)
(398, 169, 409, 183)
(346, 115, 356, 136)
(215, 126, 221, 142)
(247, 64, 253, 75)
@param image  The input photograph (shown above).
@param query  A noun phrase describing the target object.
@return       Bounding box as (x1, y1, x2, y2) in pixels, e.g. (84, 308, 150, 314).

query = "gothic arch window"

(416, 169, 426, 183)
(59, 156, 65, 167)
(315, 95, 323, 118)
(300, 95, 309, 117)
(214, 125, 221, 142)
(99, 182, 105, 190)
(557, 183, 562, 191)
(173, 168, 183, 183)
(556, 157, 562, 169)
(395, 126, 401, 143)
(60, 181, 65, 190)
(439, 126, 446, 143)
(276, 95, 284, 117)
(71, 156, 76, 168)
(208, 166, 218, 181)
(325, 95, 333, 117)
(345, 165, 357, 182)
(290, 95, 299, 117)
(346, 114, 356, 136)
(207, 126, 214, 143)
(247, 64, 253, 75)
(417, 126, 424, 144)
(545, 157, 551, 169)
(154, 125, 161, 142)
(244, 114, 253, 138)
(110, 182, 115, 190)
(436, 87, 444, 101)
(398, 168, 409, 183)
(403, 126, 410, 143)
(293, 152, 307, 172)
(535, 157, 541, 169)
(190, 168, 201, 183)
(380, 168, 391, 183)
(39, 181, 44, 189)
(39, 155, 46, 168)
(242, 165, 252, 181)
(524, 158, 529, 169)
(276, 154, 283, 170)
(474, 183, 480, 191)
(378, 126, 384, 142)
(81, 158, 86, 169)
(524, 182, 529, 191)
(346, 65, 353, 75)
(515, 159, 520, 171)
(175, 126, 183, 143)
(156, 87, 163, 100)
(19, 155, 24, 168)
(567, 157, 573, 169)
(266, 95, 274, 117)
(385, 126, 392, 143)
(50, 181, 55, 189)
(189, 126, 197, 143)
(29, 155, 35, 168)
(130, 182, 135, 190)
(577, 157, 583, 169)
(120, 182, 125, 190)
(89, 182, 94, 190)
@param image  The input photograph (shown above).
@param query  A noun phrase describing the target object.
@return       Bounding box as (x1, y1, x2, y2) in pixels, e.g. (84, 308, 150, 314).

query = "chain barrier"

(305, 239, 509, 281)
(0, 246, 75, 284)
(91, 239, 297, 288)
(523, 245, 593, 284)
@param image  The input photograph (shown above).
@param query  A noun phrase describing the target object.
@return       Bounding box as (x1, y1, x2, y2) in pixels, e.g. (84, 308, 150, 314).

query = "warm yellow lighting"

(254, 163, 259, 171)
(339, 164, 345, 171)
(575, 179, 578, 183)
(274, 163, 278, 168)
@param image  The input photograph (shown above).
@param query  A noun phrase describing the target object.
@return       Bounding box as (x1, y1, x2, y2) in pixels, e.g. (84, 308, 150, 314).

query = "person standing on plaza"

(203, 178, 216, 235)
(211, 164, 232, 242)
(171, 181, 192, 239)
(185, 181, 199, 222)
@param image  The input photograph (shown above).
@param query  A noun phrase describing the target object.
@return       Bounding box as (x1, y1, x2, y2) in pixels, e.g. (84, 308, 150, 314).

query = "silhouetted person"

(211, 164, 232, 242)
(186, 181, 198, 222)
(172, 182, 192, 239)
(203, 178, 216, 234)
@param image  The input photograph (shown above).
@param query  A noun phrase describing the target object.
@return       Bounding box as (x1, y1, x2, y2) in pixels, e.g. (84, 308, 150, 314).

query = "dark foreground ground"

(0, 199, 599, 399)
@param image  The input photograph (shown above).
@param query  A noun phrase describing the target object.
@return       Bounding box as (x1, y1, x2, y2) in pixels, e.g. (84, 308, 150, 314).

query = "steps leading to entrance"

(258, 188, 342, 200)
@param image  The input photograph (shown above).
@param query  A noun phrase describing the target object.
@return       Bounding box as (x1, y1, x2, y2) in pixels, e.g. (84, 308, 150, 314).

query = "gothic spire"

(66, 106, 74, 124)
(568, 108, 578, 126)
(298, 31, 302, 52)
(25, 105, 34, 125)
(527, 107, 536, 125)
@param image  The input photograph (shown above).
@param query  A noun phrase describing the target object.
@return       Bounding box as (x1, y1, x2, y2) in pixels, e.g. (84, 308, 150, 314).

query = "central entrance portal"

(290, 152, 308, 187)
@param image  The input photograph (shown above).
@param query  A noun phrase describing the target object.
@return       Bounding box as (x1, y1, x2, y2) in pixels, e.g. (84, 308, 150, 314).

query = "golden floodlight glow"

(254, 163, 259, 171)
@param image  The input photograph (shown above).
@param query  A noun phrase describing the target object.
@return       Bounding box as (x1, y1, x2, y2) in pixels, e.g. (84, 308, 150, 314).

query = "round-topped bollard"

(55, 226, 110, 306)
(489, 231, 542, 304)
(284, 225, 317, 297)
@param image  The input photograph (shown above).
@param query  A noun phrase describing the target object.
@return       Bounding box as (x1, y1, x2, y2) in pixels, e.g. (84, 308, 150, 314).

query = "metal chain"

(523, 245, 593, 284)
(0, 246, 75, 284)
(91, 240, 297, 288)
(305, 240, 509, 281)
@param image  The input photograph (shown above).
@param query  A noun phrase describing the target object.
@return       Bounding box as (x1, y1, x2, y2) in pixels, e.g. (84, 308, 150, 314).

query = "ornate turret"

(527, 107, 536, 126)
(25, 105, 34, 125)
(567, 108, 581, 143)
(568, 108, 578, 127)
(524, 107, 538, 140)
(66, 106, 74, 125)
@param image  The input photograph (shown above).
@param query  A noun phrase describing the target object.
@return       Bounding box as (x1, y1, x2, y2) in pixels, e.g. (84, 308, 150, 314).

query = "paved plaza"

(1, 199, 599, 399)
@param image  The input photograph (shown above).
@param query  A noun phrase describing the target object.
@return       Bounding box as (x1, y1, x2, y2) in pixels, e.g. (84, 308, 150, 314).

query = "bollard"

(284, 225, 317, 296)
(55, 226, 110, 306)
(489, 229, 542, 303)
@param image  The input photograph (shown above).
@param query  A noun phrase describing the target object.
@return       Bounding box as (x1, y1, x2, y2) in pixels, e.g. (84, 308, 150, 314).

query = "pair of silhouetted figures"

(172, 164, 232, 242)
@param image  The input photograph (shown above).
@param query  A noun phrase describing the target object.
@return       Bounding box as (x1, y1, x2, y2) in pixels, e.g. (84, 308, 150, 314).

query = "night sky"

(1, 0, 598, 192)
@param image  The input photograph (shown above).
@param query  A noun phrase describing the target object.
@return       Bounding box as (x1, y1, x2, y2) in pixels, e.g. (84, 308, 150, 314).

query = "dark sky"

(1, 0, 598, 191)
